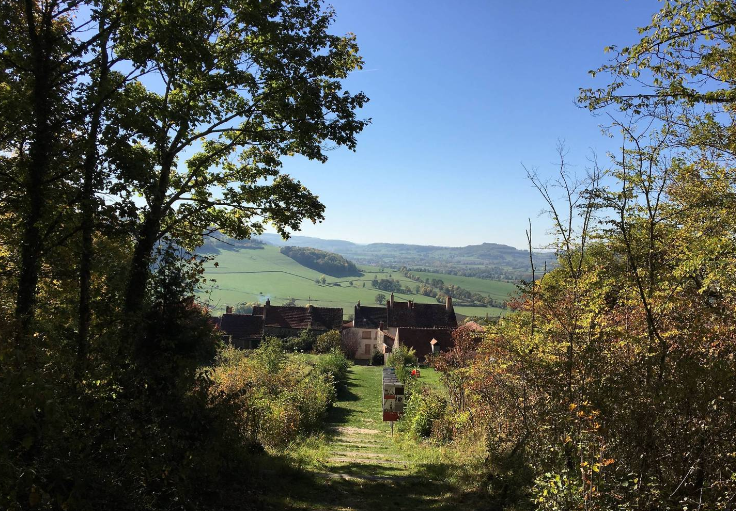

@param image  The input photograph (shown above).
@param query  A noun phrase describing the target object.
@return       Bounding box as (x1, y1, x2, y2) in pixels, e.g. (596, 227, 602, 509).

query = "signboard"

(382, 367, 405, 423)
(383, 411, 400, 422)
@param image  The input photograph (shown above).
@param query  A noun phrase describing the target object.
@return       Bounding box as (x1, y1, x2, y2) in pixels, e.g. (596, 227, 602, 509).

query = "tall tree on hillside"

(0, 1, 85, 343)
(109, 0, 369, 327)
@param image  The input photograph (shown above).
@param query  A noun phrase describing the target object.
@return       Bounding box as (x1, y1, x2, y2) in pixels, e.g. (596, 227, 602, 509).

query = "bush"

(315, 350, 351, 391)
(400, 386, 448, 439)
(284, 329, 316, 352)
(253, 337, 285, 373)
(313, 330, 342, 354)
(370, 350, 384, 366)
(211, 345, 339, 450)
(387, 345, 417, 382)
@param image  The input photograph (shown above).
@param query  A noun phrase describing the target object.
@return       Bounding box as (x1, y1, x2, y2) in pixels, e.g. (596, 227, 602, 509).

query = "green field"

(198, 245, 511, 319)
(408, 269, 518, 302)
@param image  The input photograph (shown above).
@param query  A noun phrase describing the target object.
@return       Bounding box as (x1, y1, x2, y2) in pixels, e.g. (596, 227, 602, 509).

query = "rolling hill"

(254, 233, 556, 281)
(198, 244, 516, 319)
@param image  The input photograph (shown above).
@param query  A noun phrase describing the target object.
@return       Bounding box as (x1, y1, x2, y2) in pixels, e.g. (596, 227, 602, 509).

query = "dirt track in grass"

(259, 365, 486, 511)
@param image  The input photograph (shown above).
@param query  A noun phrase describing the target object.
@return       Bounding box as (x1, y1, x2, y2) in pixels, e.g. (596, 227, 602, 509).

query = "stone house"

(252, 300, 343, 338)
(342, 293, 458, 360)
(215, 300, 343, 348)
(213, 313, 264, 349)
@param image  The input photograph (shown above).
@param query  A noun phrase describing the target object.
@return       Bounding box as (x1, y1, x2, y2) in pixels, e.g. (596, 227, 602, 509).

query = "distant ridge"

(254, 233, 556, 281)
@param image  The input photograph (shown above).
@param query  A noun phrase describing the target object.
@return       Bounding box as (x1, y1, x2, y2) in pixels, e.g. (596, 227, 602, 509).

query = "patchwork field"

(198, 245, 514, 319)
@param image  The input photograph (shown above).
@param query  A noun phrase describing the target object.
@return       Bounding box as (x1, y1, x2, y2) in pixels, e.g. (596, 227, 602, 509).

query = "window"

(361, 330, 372, 339)
(365, 343, 371, 355)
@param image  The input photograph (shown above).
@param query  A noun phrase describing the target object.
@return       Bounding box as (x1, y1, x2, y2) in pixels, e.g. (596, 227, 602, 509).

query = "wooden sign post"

(382, 367, 405, 435)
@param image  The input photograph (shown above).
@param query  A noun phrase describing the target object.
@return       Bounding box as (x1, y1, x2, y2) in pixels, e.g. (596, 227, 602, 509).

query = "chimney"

(265, 298, 270, 308)
(446, 295, 453, 312)
(357, 300, 361, 307)
(307, 304, 313, 312)
(225, 305, 233, 314)
(390, 293, 394, 307)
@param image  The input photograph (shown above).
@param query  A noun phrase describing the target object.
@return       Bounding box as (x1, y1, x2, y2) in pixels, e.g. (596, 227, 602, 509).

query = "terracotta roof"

(396, 327, 454, 361)
(387, 302, 457, 329)
(354, 305, 386, 329)
(253, 305, 343, 331)
(218, 313, 264, 340)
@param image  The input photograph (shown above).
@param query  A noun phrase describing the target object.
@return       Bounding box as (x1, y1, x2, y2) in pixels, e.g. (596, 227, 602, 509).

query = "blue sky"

(275, 0, 662, 250)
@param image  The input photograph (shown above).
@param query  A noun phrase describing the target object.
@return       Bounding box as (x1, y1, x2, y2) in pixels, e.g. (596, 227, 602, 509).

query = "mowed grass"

(199, 245, 509, 318)
(260, 364, 488, 511)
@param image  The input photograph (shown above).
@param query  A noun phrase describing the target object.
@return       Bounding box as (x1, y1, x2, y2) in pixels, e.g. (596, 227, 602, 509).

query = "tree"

(313, 330, 342, 354)
(0, 1, 369, 508)
(375, 293, 386, 305)
(111, 0, 369, 327)
(460, 4, 736, 508)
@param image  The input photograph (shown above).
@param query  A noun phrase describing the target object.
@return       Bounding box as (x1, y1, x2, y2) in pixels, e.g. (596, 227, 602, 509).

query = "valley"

(199, 244, 517, 319)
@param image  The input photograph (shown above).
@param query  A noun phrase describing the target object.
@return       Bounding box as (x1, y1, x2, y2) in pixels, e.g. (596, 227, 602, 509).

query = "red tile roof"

(252, 305, 343, 331)
(354, 305, 386, 328)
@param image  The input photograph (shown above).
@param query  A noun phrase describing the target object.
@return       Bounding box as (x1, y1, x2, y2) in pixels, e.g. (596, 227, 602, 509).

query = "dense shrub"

(284, 329, 316, 352)
(313, 330, 342, 354)
(400, 385, 448, 439)
(314, 350, 351, 390)
(211, 345, 342, 449)
(387, 345, 417, 382)
(370, 350, 384, 366)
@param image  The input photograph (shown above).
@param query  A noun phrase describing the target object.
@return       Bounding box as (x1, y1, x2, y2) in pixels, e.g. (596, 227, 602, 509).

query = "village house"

(343, 293, 458, 361)
(213, 312, 264, 349)
(390, 327, 454, 363)
(215, 299, 343, 348)
(253, 300, 343, 338)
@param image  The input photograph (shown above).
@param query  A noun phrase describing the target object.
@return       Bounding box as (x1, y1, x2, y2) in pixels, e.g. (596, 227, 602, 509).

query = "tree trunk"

(123, 156, 174, 326)
(76, 7, 110, 378)
(15, 0, 53, 344)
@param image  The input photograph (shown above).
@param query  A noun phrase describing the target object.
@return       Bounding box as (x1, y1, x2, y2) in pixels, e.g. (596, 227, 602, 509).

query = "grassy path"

(262, 365, 477, 510)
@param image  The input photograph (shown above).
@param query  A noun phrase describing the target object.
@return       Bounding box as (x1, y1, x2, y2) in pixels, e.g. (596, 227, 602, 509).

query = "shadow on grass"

(260, 460, 472, 511)
(336, 377, 360, 402)
(326, 403, 355, 425)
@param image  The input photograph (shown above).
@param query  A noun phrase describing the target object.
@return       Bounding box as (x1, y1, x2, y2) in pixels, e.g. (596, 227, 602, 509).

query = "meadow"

(199, 245, 512, 318)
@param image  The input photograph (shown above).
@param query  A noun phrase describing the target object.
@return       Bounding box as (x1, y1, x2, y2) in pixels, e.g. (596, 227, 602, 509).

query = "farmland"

(198, 244, 514, 318)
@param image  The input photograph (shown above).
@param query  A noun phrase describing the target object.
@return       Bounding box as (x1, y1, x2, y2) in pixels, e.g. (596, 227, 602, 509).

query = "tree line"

(281, 246, 362, 277)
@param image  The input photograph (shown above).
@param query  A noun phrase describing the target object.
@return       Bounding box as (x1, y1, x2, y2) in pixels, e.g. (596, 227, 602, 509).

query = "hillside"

(255, 233, 555, 281)
(198, 244, 514, 318)
(280, 246, 361, 277)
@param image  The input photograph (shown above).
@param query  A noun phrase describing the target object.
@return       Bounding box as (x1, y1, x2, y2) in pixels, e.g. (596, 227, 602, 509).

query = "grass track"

(259, 365, 486, 510)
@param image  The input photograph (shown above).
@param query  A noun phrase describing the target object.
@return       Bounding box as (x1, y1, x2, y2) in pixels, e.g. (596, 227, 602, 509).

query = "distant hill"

(255, 233, 556, 281)
(280, 246, 361, 277)
(199, 236, 265, 254)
